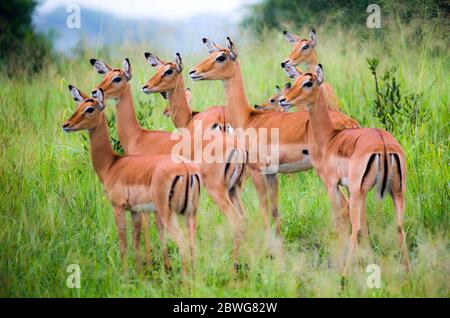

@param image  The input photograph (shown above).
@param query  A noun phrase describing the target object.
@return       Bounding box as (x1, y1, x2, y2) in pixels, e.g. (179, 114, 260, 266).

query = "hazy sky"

(37, 0, 255, 20)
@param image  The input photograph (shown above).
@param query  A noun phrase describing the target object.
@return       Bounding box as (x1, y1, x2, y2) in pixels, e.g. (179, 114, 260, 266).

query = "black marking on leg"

(392, 153, 403, 191)
(179, 173, 189, 215)
(168, 175, 180, 210)
(194, 173, 201, 194)
(361, 153, 376, 190)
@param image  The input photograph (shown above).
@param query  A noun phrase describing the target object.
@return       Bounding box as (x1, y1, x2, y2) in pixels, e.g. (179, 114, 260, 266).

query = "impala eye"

(270, 99, 275, 103)
(164, 69, 173, 76)
(303, 81, 313, 88)
(113, 77, 122, 83)
(84, 107, 95, 114)
(216, 55, 226, 62)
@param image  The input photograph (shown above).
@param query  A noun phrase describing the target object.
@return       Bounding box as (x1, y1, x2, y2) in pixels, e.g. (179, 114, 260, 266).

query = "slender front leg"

(141, 213, 152, 267)
(131, 212, 143, 273)
(327, 184, 350, 240)
(113, 206, 128, 274)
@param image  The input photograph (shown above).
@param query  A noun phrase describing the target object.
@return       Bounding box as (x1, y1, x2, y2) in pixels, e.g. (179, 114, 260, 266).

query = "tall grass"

(0, 20, 448, 297)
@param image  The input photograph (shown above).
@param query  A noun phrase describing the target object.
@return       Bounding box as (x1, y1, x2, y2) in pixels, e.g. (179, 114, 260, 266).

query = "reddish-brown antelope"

(142, 52, 285, 244)
(62, 86, 200, 278)
(254, 85, 291, 112)
(282, 30, 339, 110)
(279, 64, 410, 278)
(89, 58, 247, 266)
(189, 37, 359, 241)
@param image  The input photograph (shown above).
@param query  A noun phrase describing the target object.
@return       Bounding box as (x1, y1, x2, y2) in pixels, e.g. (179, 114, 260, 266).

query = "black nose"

(189, 70, 196, 75)
(91, 89, 97, 97)
(62, 123, 70, 130)
(142, 85, 148, 90)
(279, 98, 286, 103)
(281, 60, 290, 68)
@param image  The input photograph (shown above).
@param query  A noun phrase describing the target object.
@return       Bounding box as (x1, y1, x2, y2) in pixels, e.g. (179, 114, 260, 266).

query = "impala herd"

(62, 30, 410, 284)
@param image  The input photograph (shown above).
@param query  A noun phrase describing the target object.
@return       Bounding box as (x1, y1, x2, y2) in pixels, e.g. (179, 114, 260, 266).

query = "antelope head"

(90, 58, 132, 100)
(282, 29, 317, 66)
(142, 52, 184, 98)
(62, 85, 105, 132)
(189, 37, 238, 81)
(254, 84, 291, 112)
(279, 64, 324, 110)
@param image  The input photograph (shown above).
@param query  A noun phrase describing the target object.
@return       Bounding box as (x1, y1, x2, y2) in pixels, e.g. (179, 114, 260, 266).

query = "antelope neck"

(307, 86, 336, 150)
(167, 76, 192, 128)
(222, 60, 252, 128)
(88, 114, 115, 182)
(114, 83, 142, 152)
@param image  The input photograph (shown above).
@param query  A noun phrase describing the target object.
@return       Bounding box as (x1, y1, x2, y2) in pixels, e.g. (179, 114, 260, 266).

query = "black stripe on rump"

(361, 153, 377, 191)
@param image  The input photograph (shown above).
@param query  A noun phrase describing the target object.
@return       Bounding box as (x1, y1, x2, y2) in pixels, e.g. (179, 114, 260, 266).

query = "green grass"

(0, 21, 449, 297)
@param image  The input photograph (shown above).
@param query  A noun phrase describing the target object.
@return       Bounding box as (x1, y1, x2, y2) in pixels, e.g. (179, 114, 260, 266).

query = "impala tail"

(225, 148, 247, 192)
(168, 168, 201, 215)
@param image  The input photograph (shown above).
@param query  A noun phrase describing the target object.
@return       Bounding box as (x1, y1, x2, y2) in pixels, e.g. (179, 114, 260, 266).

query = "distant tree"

(0, 0, 53, 74)
(242, 0, 448, 31)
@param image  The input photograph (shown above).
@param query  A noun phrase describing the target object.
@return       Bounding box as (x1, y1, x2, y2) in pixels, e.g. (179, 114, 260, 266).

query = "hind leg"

(392, 192, 410, 272)
(208, 188, 244, 266)
(342, 192, 366, 278)
(186, 211, 197, 278)
(160, 212, 190, 280)
(155, 213, 171, 272)
(229, 183, 246, 218)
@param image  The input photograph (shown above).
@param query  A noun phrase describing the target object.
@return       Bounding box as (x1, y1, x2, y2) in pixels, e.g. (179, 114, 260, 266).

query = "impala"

(62, 86, 200, 277)
(254, 85, 290, 112)
(189, 37, 359, 240)
(279, 64, 410, 277)
(282, 30, 339, 111)
(142, 52, 285, 242)
(89, 58, 247, 266)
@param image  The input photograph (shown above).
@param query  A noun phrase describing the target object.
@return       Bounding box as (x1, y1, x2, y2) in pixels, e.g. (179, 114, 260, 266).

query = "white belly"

(131, 202, 155, 212)
(261, 158, 312, 174)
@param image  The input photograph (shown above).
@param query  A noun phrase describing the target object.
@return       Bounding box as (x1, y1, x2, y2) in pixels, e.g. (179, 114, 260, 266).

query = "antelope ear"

(68, 84, 87, 103)
(185, 88, 192, 106)
(123, 58, 132, 81)
(226, 36, 238, 60)
(283, 30, 300, 45)
(281, 62, 302, 79)
(96, 88, 105, 110)
(175, 52, 183, 73)
(145, 52, 163, 68)
(315, 64, 324, 85)
(202, 38, 220, 53)
(275, 85, 281, 95)
(310, 29, 317, 47)
(90, 59, 112, 75)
